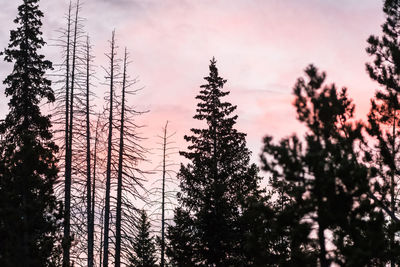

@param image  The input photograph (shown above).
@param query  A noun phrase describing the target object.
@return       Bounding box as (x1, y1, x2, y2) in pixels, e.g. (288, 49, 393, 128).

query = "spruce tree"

(166, 208, 197, 266)
(168, 58, 261, 265)
(0, 0, 61, 266)
(129, 210, 158, 267)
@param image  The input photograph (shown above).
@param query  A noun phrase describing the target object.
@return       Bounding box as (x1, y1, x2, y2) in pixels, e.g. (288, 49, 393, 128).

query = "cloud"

(0, 0, 385, 169)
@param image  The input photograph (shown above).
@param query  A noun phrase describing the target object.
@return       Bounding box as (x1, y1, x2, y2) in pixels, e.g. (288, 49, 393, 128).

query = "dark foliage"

(168, 58, 263, 266)
(366, 0, 400, 264)
(0, 0, 62, 266)
(129, 210, 158, 267)
(261, 65, 390, 266)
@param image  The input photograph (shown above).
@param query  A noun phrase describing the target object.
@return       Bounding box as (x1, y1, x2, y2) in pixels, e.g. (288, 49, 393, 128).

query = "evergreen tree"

(260, 141, 317, 266)
(166, 208, 197, 267)
(0, 0, 62, 266)
(168, 58, 262, 266)
(129, 210, 158, 267)
(365, 0, 400, 264)
(261, 65, 389, 266)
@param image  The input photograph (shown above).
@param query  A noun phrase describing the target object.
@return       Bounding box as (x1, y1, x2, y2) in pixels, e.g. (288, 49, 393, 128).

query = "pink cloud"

(0, 0, 386, 172)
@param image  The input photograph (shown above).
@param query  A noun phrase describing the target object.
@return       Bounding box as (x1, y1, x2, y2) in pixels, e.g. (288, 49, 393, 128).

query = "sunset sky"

(0, 0, 385, 168)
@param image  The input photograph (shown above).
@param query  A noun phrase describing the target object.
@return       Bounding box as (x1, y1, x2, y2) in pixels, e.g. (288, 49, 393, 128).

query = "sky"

(0, 0, 386, 172)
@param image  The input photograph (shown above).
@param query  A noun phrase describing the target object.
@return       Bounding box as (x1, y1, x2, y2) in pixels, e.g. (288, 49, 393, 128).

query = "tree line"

(1, 0, 400, 266)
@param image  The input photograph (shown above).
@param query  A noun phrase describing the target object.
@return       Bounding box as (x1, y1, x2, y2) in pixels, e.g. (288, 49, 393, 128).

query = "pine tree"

(365, 0, 400, 264)
(0, 0, 62, 266)
(261, 65, 390, 266)
(261, 137, 317, 266)
(129, 210, 158, 267)
(168, 58, 262, 265)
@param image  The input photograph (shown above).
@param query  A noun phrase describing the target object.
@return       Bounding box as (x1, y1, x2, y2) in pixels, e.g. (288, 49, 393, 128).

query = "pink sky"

(0, 0, 385, 169)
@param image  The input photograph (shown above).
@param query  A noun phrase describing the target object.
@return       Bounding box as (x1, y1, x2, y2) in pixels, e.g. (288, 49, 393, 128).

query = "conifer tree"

(261, 65, 390, 266)
(168, 58, 261, 265)
(128, 210, 158, 267)
(0, 0, 62, 266)
(166, 208, 196, 266)
(366, 0, 400, 264)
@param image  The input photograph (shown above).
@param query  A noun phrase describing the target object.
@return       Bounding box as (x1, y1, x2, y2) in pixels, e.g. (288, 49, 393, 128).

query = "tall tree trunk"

(62, 2, 72, 266)
(160, 121, 168, 267)
(85, 35, 94, 267)
(103, 30, 116, 267)
(99, 204, 105, 267)
(91, 115, 100, 267)
(115, 48, 128, 267)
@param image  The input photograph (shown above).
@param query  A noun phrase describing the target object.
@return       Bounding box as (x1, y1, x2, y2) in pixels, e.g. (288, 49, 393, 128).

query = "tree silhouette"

(366, 0, 400, 264)
(63, 1, 80, 264)
(102, 30, 117, 267)
(168, 58, 262, 265)
(262, 65, 390, 266)
(0, 0, 62, 265)
(128, 210, 158, 267)
(166, 208, 196, 266)
(114, 48, 147, 267)
(146, 121, 179, 267)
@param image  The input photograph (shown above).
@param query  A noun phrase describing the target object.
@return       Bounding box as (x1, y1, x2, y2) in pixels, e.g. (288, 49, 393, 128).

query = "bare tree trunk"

(91, 115, 100, 267)
(62, 2, 72, 266)
(114, 48, 128, 267)
(161, 121, 168, 267)
(103, 30, 116, 267)
(99, 204, 105, 267)
(84, 35, 94, 267)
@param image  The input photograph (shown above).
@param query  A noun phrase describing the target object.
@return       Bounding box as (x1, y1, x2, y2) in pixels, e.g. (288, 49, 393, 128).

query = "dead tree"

(61, 3, 72, 266)
(147, 121, 179, 267)
(84, 34, 95, 267)
(102, 30, 118, 267)
(114, 48, 128, 267)
(51, 1, 94, 265)
(50, 1, 82, 265)
(113, 48, 148, 267)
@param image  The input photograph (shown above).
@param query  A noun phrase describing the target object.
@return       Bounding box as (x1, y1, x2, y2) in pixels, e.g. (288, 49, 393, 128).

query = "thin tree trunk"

(103, 30, 116, 267)
(85, 35, 94, 267)
(391, 107, 396, 267)
(64, 2, 79, 265)
(99, 205, 105, 267)
(62, 2, 72, 266)
(115, 48, 128, 267)
(161, 121, 168, 267)
(91, 116, 99, 267)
